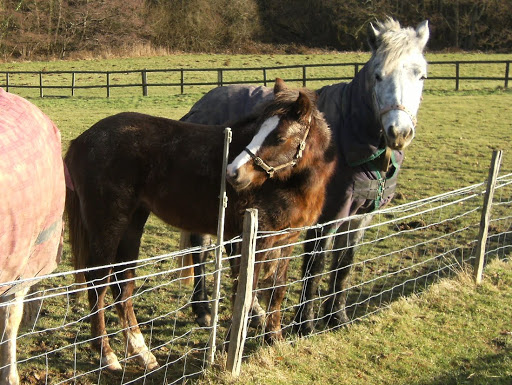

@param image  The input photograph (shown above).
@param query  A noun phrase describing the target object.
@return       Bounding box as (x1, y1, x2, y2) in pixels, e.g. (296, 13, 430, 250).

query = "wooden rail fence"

(1, 60, 510, 98)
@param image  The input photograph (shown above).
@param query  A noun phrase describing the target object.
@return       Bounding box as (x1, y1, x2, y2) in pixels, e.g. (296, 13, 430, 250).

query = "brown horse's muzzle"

(226, 167, 252, 191)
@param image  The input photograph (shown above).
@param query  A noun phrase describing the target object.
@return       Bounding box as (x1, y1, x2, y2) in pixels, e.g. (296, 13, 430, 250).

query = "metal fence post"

(474, 149, 503, 284)
(71, 72, 75, 97)
(5, 72, 9, 92)
(263, 68, 267, 87)
(226, 209, 257, 377)
(207, 127, 232, 365)
(302, 66, 307, 87)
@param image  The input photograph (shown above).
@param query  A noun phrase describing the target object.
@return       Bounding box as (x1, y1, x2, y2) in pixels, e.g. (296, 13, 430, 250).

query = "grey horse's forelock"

(373, 18, 423, 69)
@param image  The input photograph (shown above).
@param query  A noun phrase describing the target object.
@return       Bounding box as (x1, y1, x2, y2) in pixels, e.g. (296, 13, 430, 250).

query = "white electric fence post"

(474, 149, 502, 284)
(208, 127, 232, 365)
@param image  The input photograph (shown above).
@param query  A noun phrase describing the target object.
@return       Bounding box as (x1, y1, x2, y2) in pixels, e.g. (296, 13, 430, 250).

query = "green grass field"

(3, 52, 512, 384)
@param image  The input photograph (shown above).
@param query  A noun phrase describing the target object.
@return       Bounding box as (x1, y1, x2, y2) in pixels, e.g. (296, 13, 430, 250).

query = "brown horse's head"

(226, 78, 327, 191)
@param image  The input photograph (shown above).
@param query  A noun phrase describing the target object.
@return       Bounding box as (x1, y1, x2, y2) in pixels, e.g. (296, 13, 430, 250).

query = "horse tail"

(177, 232, 195, 285)
(65, 184, 88, 288)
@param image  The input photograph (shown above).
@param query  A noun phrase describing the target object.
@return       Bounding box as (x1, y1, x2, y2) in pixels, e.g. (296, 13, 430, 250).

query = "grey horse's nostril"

(387, 125, 397, 138)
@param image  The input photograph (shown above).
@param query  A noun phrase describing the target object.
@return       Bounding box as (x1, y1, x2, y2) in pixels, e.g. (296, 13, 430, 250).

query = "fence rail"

(1, 60, 510, 98)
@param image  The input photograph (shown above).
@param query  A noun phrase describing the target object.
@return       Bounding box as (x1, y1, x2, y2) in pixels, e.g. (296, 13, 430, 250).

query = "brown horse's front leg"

(86, 269, 122, 371)
(262, 253, 291, 344)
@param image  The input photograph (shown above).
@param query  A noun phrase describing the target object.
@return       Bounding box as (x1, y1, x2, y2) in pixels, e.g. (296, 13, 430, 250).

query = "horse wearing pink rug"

(0, 88, 65, 385)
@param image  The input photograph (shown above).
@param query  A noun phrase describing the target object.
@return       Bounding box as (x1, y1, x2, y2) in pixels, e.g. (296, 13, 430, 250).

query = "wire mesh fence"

(1, 170, 511, 384)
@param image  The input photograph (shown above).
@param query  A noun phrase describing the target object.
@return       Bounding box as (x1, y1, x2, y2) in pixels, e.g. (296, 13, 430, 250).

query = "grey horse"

(180, 18, 429, 336)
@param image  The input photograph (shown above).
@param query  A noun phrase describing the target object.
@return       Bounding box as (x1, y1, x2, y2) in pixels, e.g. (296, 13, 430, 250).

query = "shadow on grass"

(413, 351, 512, 385)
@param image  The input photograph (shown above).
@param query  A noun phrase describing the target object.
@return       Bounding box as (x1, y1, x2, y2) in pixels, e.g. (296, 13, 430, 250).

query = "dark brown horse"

(65, 79, 336, 371)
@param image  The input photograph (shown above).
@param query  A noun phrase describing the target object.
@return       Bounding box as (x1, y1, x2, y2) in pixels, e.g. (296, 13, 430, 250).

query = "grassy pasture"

(3, 52, 512, 384)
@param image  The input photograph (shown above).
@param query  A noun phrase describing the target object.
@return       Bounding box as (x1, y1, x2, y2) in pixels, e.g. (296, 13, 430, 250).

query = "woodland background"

(0, 0, 511, 60)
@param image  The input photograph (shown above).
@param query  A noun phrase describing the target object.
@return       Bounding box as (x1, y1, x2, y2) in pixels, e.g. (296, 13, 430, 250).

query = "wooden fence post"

(505, 61, 510, 89)
(302, 66, 307, 87)
(263, 68, 267, 87)
(226, 209, 258, 377)
(106, 72, 111, 98)
(5, 72, 9, 92)
(474, 150, 503, 284)
(218, 69, 223, 87)
(142, 69, 148, 96)
(455, 62, 460, 91)
(71, 72, 75, 96)
(39, 72, 43, 98)
(180, 69, 184, 94)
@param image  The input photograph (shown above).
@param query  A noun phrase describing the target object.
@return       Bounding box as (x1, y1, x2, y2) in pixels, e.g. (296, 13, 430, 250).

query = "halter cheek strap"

(245, 123, 310, 178)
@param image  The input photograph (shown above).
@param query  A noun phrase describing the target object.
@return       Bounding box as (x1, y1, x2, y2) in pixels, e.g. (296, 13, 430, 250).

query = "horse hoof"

(248, 305, 266, 328)
(263, 330, 283, 344)
(325, 311, 350, 328)
(293, 321, 314, 336)
(133, 350, 160, 371)
(101, 352, 122, 371)
(196, 313, 212, 328)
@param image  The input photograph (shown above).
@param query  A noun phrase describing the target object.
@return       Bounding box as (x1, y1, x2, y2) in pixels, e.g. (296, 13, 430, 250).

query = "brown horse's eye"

(277, 136, 287, 144)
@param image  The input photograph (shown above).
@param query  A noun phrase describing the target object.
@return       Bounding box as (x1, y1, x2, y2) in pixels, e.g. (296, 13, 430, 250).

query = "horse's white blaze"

(226, 115, 280, 177)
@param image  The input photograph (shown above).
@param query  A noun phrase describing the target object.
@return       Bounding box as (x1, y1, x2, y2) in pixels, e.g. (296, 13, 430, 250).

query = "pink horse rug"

(0, 88, 65, 295)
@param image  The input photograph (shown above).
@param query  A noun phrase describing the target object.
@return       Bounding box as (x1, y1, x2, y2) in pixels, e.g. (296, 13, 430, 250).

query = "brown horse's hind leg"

(84, 211, 137, 371)
(85, 267, 122, 371)
(110, 206, 159, 370)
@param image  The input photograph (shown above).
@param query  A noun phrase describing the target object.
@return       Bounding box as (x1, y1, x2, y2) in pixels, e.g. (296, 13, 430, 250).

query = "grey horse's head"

(367, 18, 429, 150)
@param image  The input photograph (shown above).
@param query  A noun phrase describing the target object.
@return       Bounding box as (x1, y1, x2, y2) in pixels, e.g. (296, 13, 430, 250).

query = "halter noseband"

(379, 104, 418, 128)
(244, 122, 311, 178)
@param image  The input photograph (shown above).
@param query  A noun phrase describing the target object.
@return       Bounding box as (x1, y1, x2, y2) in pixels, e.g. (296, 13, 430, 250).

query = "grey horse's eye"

(375, 73, 383, 82)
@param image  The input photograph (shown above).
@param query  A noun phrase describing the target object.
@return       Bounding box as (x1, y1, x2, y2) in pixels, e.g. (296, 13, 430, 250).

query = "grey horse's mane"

(372, 18, 423, 69)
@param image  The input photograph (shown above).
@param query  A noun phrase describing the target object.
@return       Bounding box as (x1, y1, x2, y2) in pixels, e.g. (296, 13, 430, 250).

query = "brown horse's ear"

(293, 90, 313, 122)
(274, 78, 286, 94)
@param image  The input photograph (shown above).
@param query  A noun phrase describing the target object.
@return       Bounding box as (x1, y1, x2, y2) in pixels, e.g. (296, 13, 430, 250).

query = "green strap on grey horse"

(352, 150, 400, 210)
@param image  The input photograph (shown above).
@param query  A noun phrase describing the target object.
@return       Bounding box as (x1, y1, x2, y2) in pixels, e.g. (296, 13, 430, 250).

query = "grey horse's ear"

(274, 78, 286, 94)
(416, 20, 429, 50)
(367, 22, 380, 51)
